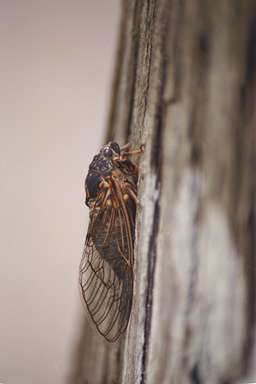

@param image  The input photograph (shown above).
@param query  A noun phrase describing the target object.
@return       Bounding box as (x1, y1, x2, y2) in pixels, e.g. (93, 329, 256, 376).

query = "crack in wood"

(140, 0, 155, 128)
(126, 0, 144, 139)
(240, 15, 256, 376)
(190, 363, 202, 384)
(181, 169, 201, 376)
(140, 188, 160, 384)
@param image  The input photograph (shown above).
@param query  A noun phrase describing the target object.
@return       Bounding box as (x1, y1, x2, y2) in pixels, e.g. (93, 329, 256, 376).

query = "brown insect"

(79, 142, 143, 342)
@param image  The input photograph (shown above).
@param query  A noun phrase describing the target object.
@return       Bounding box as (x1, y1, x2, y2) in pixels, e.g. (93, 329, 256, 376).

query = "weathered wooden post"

(69, 1, 256, 383)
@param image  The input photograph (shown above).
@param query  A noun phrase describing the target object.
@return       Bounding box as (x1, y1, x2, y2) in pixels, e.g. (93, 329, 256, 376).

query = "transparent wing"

(79, 179, 136, 342)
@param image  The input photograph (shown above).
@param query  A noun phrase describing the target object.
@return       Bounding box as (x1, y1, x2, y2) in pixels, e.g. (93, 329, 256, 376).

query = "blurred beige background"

(0, 1, 119, 383)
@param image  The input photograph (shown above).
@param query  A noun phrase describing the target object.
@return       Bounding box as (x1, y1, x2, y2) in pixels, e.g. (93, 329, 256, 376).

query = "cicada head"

(100, 142, 121, 158)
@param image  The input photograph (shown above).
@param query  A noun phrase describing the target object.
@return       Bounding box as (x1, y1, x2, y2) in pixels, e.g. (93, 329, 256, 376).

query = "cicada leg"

(120, 143, 144, 159)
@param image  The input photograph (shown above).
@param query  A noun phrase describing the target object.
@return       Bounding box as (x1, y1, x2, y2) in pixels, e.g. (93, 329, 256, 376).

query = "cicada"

(79, 142, 143, 342)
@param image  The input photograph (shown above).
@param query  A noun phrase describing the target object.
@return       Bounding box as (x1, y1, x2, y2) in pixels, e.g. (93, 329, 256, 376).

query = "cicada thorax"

(85, 152, 115, 206)
(116, 158, 137, 177)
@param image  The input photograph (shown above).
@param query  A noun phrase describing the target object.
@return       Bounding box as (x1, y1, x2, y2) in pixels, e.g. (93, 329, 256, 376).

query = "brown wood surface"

(69, 1, 256, 383)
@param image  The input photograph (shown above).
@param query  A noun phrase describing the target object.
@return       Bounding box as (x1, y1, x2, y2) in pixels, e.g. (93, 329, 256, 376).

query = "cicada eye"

(110, 142, 120, 155)
(85, 173, 101, 205)
(103, 147, 113, 158)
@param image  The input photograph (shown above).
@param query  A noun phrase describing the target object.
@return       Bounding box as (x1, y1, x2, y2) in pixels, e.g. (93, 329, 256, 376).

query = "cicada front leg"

(120, 143, 145, 160)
